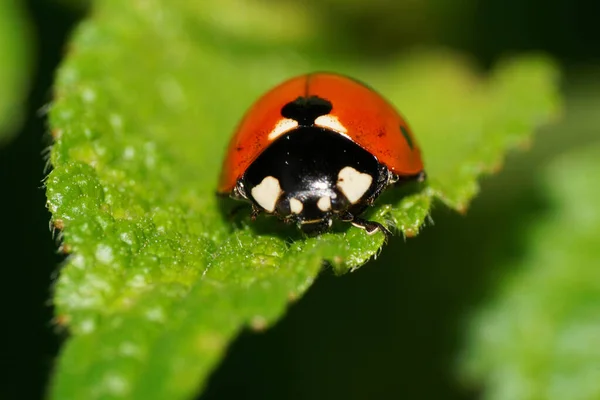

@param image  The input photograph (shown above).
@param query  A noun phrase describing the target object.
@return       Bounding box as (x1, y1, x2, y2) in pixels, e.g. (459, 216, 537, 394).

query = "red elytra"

(218, 72, 424, 194)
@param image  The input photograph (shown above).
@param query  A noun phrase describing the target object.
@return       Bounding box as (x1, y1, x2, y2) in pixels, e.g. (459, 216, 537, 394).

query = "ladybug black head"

(238, 126, 387, 235)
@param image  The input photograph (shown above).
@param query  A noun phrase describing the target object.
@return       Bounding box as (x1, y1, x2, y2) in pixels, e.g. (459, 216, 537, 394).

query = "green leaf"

(459, 143, 600, 400)
(0, 0, 33, 144)
(45, 1, 560, 399)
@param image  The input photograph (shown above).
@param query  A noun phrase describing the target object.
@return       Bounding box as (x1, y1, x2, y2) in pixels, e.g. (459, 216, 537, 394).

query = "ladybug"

(218, 72, 425, 236)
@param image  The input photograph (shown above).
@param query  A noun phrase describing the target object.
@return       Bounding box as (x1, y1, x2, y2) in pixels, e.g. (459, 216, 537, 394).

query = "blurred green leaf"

(459, 143, 600, 400)
(45, 0, 560, 399)
(0, 0, 33, 144)
(54, 0, 92, 11)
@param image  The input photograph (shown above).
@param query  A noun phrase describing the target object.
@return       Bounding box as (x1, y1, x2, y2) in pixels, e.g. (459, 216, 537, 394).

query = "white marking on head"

(314, 115, 348, 134)
(250, 176, 282, 212)
(268, 118, 299, 141)
(317, 196, 331, 211)
(289, 198, 303, 214)
(337, 166, 373, 204)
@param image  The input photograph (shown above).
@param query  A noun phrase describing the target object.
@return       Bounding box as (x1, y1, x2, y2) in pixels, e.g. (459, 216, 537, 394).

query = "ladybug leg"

(390, 170, 427, 187)
(250, 205, 261, 221)
(351, 218, 390, 237)
(339, 211, 390, 238)
(232, 180, 250, 200)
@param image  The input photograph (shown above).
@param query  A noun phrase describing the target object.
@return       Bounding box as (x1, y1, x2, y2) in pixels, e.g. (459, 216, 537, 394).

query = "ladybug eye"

(280, 96, 332, 125)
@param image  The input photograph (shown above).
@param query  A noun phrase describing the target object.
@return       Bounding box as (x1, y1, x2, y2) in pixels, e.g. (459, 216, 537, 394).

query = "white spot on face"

(289, 198, 303, 214)
(317, 196, 331, 211)
(337, 166, 373, 204)
(268, 118, 299, 140)
(314, 115, 348, 134)
(251, 176, 282, 212)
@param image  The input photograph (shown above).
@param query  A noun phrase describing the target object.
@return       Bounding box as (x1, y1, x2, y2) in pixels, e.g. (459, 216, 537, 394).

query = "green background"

(1, 0, 599, 399)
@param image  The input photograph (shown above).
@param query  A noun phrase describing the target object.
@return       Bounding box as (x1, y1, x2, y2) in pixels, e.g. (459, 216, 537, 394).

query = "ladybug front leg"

(338, 211, 390, 238)
(390, 170, 427, 187)
(352, 218, 390, 237)
(250, 205, 262, 221)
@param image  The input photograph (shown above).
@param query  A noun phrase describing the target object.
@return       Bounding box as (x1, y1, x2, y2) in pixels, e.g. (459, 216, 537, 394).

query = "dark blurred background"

(1, 0, 599, 399)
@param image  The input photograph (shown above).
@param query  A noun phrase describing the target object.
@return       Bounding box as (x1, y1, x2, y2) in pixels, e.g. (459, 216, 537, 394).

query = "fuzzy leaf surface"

(46, 0, 560, 398)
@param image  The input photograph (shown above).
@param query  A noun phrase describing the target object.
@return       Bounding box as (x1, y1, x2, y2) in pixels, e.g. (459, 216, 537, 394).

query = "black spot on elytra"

(281, 96, 332, 125)
(400, 125, 414, 150)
